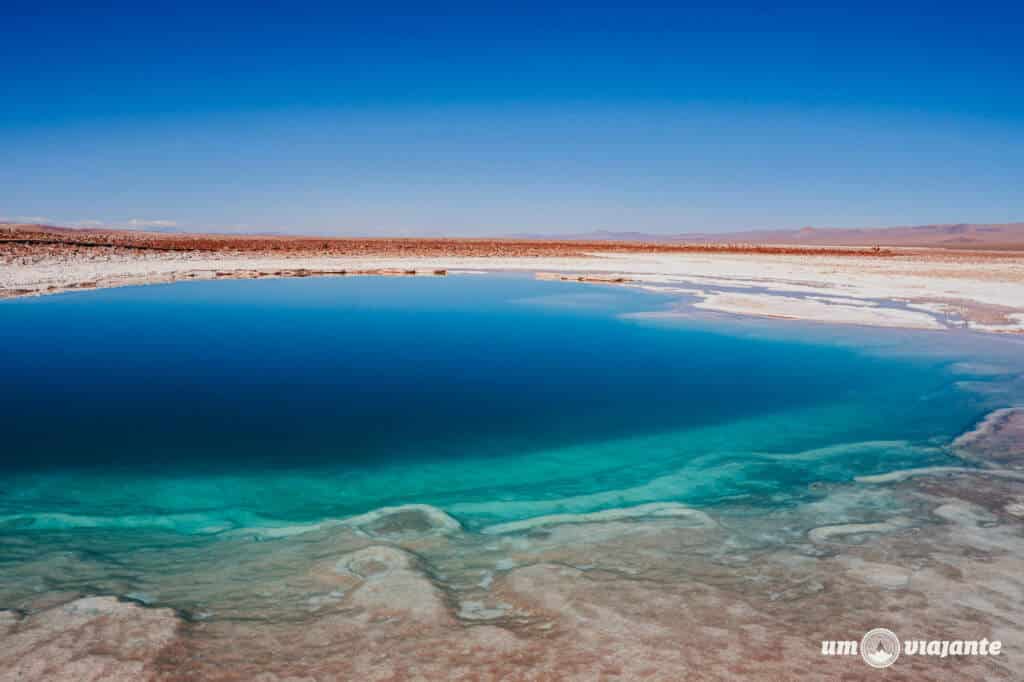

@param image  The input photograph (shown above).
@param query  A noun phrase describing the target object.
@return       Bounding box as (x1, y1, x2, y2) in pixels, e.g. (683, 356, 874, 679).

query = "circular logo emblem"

(861, 628, 901, 669)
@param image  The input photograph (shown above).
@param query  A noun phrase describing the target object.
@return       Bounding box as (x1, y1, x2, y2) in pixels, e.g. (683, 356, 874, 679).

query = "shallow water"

(2, 275, 1022, 680)
(0, 275, 985, 529)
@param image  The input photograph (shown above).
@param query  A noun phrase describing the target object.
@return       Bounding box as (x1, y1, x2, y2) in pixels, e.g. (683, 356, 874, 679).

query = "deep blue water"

(0, 275, 986, 530)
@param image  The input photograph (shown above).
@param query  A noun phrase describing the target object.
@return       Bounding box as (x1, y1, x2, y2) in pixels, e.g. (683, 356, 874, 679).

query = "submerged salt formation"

(480, 502, 715, 534)
(5, 409, 1024, 679)
(952, 407, 1024, 467)
(0, 597, 180, 682)
(2, 463, 1023, 681)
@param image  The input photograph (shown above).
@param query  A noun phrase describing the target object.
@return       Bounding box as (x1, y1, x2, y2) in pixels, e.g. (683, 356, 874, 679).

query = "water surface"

(6, 274, 1023, 680)
(0, 275, 987, 534)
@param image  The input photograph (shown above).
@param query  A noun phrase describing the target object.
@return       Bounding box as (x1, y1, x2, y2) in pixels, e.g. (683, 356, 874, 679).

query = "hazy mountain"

(510, 223, 1024, 248)
(7, 220, 1024, 249)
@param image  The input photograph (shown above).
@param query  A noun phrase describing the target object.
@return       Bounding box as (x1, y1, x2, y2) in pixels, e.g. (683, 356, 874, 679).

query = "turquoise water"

(0, 275, 989, 536)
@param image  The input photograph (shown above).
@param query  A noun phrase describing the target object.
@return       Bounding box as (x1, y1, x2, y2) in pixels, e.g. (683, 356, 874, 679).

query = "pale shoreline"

(4, 245, 1024, 333)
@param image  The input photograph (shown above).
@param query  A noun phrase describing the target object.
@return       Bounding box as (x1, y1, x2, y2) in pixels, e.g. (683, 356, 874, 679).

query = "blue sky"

(2, 2, 1022, 235)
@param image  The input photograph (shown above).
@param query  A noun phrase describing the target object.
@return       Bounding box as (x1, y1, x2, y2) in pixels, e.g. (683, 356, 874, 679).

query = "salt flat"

(4, 233, 1024, 332)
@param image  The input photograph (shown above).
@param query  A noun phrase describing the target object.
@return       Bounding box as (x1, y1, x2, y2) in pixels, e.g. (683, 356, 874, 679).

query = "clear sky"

(3, 1, 1022, 235)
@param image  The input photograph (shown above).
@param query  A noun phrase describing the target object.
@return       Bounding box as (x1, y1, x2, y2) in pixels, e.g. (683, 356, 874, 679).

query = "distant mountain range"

(509, 222, 1024, 248)
(5, 220, 1024, 249)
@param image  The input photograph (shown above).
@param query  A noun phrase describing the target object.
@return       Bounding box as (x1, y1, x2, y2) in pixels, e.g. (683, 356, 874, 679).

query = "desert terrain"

(3, 223, 1024, 333)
